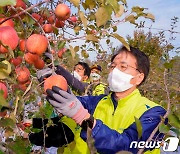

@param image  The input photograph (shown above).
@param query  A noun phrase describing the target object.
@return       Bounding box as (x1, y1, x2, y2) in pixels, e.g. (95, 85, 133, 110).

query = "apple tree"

(0, 0, 157, 153)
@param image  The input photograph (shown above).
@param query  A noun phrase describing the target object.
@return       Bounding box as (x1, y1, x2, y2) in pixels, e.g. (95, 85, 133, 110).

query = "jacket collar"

(110, 89, 141, 109)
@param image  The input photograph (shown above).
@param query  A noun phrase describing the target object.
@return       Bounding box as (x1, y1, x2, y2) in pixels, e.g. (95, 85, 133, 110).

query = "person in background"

(31, 62, 91, 153)
(46, 46, 167, 154)
(86, 64, 109, 95)
(37, 62, 91, 96)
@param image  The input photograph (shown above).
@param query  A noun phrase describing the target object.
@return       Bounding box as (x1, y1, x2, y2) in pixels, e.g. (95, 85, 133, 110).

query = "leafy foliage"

(0, 0, 179, 153)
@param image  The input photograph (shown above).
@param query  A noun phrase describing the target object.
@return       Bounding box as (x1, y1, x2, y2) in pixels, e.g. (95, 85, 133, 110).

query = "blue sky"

(116, 0, 180, 57)
(31, 0, 180, 60)
(77, 0, 180, 60)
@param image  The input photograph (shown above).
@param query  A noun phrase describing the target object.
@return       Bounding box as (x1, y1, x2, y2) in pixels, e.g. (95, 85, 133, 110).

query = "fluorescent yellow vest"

(92, 83, 107, 96)
(62, 89, 161, 154)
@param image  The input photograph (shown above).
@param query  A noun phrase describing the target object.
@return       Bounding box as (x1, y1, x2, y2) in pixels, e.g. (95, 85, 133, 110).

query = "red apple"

(55, 4, 71, 20)
(69, 16, 77, 24)
(0, 18, 14, 28)
(58, 48, 66, 58)
(47, 15, 55, 24)
(0, 82, 8, 99)
(0, 26, 19, 53)
(55, 19, 65, 28)
(19, 39, 26, 52)
(43, 24, 53, 33)
(32, 13, 43, 25)
(15, 0, 26, 10)
(10, 56, 22, 67)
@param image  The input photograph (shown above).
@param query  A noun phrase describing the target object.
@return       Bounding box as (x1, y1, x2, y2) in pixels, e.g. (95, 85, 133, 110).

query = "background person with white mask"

(37, 62, 91, 95)
(86, 64, 109, 96)
(46, 46, 168, 154)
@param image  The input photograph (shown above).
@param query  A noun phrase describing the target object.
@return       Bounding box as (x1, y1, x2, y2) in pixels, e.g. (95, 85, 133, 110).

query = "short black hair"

(75, 62, 91, 77)
(111, 46, 150, 85)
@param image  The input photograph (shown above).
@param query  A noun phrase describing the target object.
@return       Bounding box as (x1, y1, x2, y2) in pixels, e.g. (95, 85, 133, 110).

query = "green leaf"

(115, 4, 124, 18)
(95, 7, 109, 27)
(69, 0, 80, 7)
(168, 113, 180, 129)
(52, 26, 59, 35)
(79, 11, 88, 28)
(22, 15, 35, 26)
(58, 41, 66, 50)
(0, 0, 16, 6)
(86, 34, 99, 42)
(106, 0, 119, 14)
(8, 137, 30, 154)
(159, 123, 170, 133)
(164, 62, 173, 69)
(111, 33, 130, 50)
(134, 117, 142, 139)
(145, 13, 155, 21)
(0, 118, 15, 128)
(170, 127, 180, 136)
(0, 93, 8, 109)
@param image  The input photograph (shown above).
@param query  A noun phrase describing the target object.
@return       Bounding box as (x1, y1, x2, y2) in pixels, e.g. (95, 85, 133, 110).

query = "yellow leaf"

(125, 14, 136, 24)
(81, 50, 89, 58)
(95, 7, 109, 27)
(86, 34, 99, 42)
(0, 0, 16, 6)
(23, 80, 33, 97)
(115, 4, 124, 18)
(79, 11, 87, 28)
(69, 45, 75, 59)
(84, 0, 96, 10)
(111, 33, 130, 51)
(74, 26, 81, 33)
(0, 60, 11, 79)
(69, 0, 80, 7)
(107, 0, 119, 13)
(74, 46, 79, 52)
(146, 13, 155, 21)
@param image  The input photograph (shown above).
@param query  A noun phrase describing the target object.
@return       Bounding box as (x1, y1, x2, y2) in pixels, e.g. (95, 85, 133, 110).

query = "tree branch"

(0, 0, 51, 25)
(137, 69, 171, 154)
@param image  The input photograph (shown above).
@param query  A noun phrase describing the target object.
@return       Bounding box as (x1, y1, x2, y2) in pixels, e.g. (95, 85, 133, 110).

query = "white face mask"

(107, 68, 134, 92)
(72, 71, 82, 81)
(90, 73, 101, 81)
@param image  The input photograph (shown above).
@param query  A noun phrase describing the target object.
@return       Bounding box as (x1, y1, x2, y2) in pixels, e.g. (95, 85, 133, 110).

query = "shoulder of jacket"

(139, 96, 161, 109)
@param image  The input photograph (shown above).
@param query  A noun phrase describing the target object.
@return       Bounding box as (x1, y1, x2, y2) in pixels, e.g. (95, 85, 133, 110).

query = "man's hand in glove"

(46, 86, 89, 125)
(36, 67, 52, 83)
